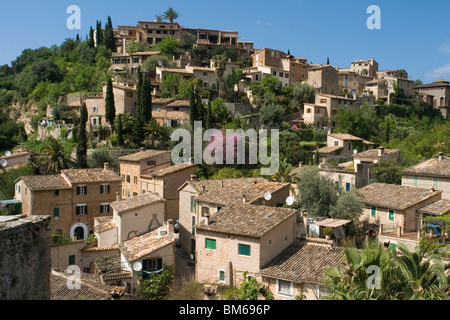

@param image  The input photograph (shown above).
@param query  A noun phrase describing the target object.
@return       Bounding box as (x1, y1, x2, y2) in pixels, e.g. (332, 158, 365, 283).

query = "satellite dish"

(5, 151, 11, 157)
(264, 192, 272, 201)
(0, 159, 7, 167)
(353, 149, 358, 154)
(286, 196, 294, 206)
(133, 261, 142, 272)
(157, 60, 163, 67)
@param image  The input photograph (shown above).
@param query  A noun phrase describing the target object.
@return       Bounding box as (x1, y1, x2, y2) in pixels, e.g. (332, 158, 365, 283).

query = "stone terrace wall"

(0, 215, 51, 300)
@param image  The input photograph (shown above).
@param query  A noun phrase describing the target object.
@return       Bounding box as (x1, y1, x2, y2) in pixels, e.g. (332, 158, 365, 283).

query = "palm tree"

(393, 243, 448, 299)
(163, 7, 179, 37)
(154, 14, 164, 23)
(271, 158, 294, 183)
(212, 54, 227, 98)
(144, 119, 163, 148)
(31, 137, 77, 174)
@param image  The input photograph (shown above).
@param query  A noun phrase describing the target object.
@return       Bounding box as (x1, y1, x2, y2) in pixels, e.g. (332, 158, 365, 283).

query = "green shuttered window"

(205, 238, 216, 250)
(238, 244, 251, 256)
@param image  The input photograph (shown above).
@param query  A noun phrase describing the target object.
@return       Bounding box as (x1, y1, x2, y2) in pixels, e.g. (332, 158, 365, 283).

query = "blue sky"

(1, 0, 449, 83)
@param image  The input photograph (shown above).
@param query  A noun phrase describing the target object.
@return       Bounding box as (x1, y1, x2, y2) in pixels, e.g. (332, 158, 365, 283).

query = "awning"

(0, 200, 21, 205)
(310, 218, 351, 228)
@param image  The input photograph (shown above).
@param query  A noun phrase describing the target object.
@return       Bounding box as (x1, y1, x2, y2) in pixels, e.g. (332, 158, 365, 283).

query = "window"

(190, 196, 195, 212)
(205, 238, 216, 250)
(100, 204, 110, 213)
(272, 71, 277, 76)
(76, 204, 87, 215)
(433, 178, 439, 188)
(76, 186, 87, 195)
(389, 210, 395, 221)
(334, 141, 339, 146)
(69, 255, 75, 265)
(277, 279, 292, 296)
(100, 184, 110, 194)
(54, 190, 59, 196)
(414, 176, 419, 186)
(201, 206, 210, 217)
(346, 183, 351, 191)
(53, 208, 60, 219)
(192, 216, 196, 235)
(203, 72, 207, 77)
(142, 258, 163, 279)
(348, 143, 352, 150)
(279, 72, 283, 77)
(147, 160, 156, 166)
(126, 175, 131, 183)
(133, 176, 138, 184)
(238, 244, 251, 256)
(126, 91, 133, 98)
(291, 72, 295, 78)
(218, 270, 226, 282)
(371, 207, 377, 217)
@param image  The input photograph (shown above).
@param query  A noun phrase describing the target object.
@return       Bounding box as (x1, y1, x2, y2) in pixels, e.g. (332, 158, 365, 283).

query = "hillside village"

(0, 9, 449, 301)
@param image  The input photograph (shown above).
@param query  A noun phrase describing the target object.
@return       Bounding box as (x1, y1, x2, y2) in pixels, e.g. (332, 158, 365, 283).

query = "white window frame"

(100, 184, 110, 194)
(76, 204, 87, 215)
(77, 185, 87, 195)
(276, 279, 293, 298)
(100, 203, 110, 213)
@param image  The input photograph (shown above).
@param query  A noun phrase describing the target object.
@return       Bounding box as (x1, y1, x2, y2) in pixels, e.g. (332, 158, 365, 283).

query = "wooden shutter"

(238, 244, 251, 256)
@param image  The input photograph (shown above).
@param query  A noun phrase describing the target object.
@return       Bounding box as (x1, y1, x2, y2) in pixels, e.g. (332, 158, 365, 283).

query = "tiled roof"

(193, 180, 289, 206)
(418, 199, 450, 216)
(152, 98, 175, 105)
(110, 192, 165, 213)
(258, 242, 345, 284)
(328, 133, 366, 141)
(118, 149, 170, 162)
(167, 100, 190, 107)
(358, 183, 441, 210)
(61, 169, 122, 184)
(50, 270, 113, 300)
(94, 217, 118, 233)
(21, 175, 71, 191)
(119, 228, 174, 262)
(142, 163, 195, 178)
(401, 156, 450, 178)
(186, 177, 268, 193)
(318, 146, 343, 154)
(195, 204, 297, 238)
(159, 67, 193, 74)
(353, 148, 400, 160)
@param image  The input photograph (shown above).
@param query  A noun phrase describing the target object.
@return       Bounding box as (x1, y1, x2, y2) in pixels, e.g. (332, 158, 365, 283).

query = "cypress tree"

(327, 57, 330, 65)
(104, 16, 116, 52)
(95, 21, 103, 46)
(76, 103, 88, 168)
(189, 84, 197, 128)
(88, 26, 95, 48)
(138, 75, 152, 124)
(105, 78, 116, 132)
(117, 114, 124, 146)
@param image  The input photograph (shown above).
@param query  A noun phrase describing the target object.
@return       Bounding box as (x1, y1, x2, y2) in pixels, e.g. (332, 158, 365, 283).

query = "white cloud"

(255, 20, 273, 27)
(426, 63, 450, 80)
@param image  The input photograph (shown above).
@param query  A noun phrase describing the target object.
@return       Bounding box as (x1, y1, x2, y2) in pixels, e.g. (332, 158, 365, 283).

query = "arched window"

(74, 226, 85, 240)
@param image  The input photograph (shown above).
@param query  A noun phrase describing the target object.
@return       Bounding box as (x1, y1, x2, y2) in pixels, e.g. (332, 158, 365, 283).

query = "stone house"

(415, 79, 450, 117)
(178, 177, 291, 256)
(401, 153, 450, 200)
(358, 183, 443, 251)
(257, 240, 345, 300)
(15, 164, 122, 240)
(318, 133, 374, 160)
(350, 58, 379, 78)
(152, 99, 190, 128)
(118, 149, 171, 199)
(140, 163, 196, 221)
(194, 204, 297, 287)
(337, 69, 374, 95)
(307, 65, 339, 95)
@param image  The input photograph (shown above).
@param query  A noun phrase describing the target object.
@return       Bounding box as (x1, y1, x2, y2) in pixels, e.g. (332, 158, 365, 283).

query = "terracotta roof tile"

(258, 242, 345, 284)
(21, 175, 71, 191)
(358, 183, 441, 210)
(118, 149, 171, 162)
(61, 169, 122, 183)
(195, 204, 297, 238)
(94, 217, 118, 233)
(118, 228, 174, 262)
(401, 156, 450, 177)
(110, 192, 165, 213)
(142, 163, 196, 178)
(418, 199, 450, 216)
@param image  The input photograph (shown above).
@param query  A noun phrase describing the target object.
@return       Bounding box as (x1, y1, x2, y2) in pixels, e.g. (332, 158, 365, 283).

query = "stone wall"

(0, 215, 51, 300)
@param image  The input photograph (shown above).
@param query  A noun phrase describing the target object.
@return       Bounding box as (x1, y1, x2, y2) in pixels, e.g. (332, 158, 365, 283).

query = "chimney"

(116, 192, 121, 202)
(167, 219, 174, 235)
(298, 162, 303, 168)
(140, 147, 145, 153)
(205, 214, 211, 226)
(439, 152, 443, 161)
(202, 185, 206, 192)
(242, 194, 246, 204)
(378, 147, 385, 157)
(104, 162, 109, 171)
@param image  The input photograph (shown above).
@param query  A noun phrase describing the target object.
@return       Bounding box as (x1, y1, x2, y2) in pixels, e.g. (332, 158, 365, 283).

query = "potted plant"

(322, 227, 334, 240)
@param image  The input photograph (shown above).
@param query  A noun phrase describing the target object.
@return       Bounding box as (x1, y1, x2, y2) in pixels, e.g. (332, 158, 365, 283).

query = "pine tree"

(76, 103, 88, 168)
(117, 114, 124, 146)
(105, 78, 116, 132)
(95, 21, 103, 46)
(88, 26, 95, 48)
(104, 16, 116, 52)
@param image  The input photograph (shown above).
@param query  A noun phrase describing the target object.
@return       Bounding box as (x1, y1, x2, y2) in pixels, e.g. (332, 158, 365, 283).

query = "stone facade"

(0, 215, 51, 300)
